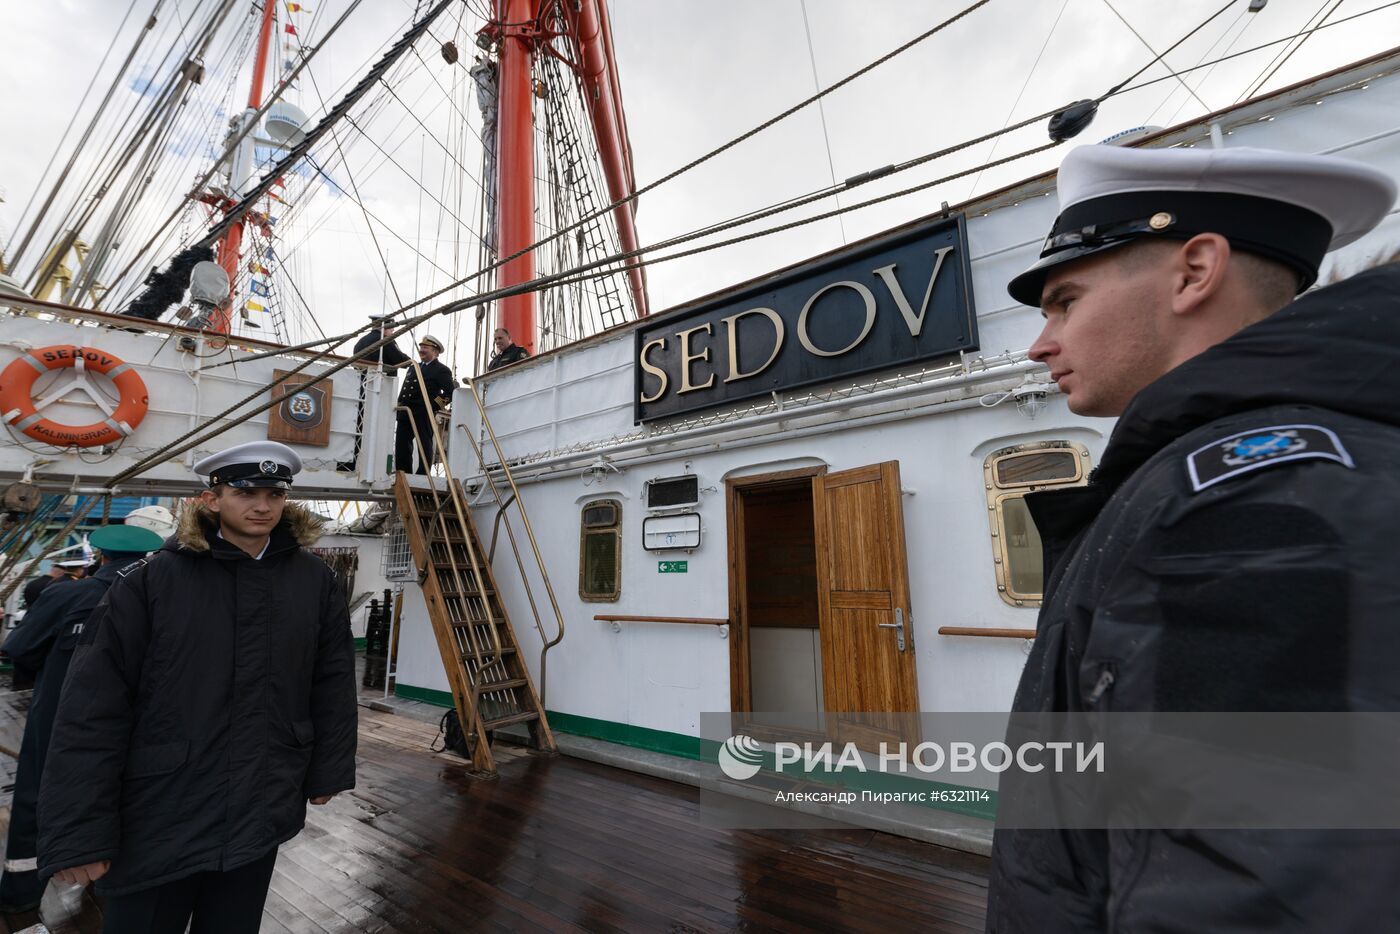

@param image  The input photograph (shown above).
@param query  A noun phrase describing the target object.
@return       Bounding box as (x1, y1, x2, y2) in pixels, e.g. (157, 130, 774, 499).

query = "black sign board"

(635, 213, 977, 421)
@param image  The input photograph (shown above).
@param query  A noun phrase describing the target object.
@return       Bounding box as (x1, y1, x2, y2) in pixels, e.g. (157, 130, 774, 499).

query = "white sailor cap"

(55, 557, 91, 568)
(193, 441, 303, 489)
(1007, 144, 1398, 306)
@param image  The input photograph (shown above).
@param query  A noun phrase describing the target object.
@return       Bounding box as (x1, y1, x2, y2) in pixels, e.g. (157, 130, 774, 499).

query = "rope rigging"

(206, 0, 1400, 378)
(6, 0, 1399, 598)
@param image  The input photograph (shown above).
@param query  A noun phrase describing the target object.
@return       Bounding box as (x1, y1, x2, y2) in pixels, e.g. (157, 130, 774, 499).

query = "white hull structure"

(0, 301, 397, 499)
(389, 51, 1400, 763)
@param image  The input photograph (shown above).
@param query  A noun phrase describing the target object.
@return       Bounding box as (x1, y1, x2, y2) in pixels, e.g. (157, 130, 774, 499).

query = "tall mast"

(495, 0, 540, 352)
(211, 0, 279, 335)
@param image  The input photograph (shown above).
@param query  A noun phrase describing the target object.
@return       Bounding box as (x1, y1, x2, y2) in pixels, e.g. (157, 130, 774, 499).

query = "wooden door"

(813, 461, 920, 748)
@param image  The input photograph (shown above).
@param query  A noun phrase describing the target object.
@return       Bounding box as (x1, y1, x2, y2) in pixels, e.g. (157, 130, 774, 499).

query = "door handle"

(878, 608, 907, 652)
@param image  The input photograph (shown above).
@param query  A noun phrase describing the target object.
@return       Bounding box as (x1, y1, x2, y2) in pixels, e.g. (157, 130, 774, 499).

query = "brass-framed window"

(984, 441, 1091, 607)
(579, 499, 622, 601)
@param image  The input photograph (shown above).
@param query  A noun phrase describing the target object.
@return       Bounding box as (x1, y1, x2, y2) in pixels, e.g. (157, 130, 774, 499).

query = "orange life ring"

(0, 345, 150, 447)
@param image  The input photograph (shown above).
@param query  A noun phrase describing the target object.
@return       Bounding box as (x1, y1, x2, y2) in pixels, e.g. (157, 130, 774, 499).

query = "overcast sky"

(3, 0, 1399, 367)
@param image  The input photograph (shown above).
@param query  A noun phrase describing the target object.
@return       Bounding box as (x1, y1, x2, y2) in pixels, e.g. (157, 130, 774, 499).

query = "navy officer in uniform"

(986, 144, 1399, 932)
(0, 524, 164, 914)
(38, 441, 358, 934)
(396, 334, 454, 474)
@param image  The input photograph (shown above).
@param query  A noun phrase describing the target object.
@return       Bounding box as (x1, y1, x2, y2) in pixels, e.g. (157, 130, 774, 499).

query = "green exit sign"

(658, 560, 688, 573)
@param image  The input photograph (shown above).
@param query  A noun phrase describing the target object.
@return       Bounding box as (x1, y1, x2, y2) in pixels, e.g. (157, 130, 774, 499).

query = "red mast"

(487, 0, 649, 354)
(210, 0, 279, 334)
(495, 0, 541, 352)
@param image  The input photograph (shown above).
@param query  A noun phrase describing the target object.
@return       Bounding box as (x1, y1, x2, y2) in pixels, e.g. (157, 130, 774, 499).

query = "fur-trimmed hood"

(173, 501, 324, 553)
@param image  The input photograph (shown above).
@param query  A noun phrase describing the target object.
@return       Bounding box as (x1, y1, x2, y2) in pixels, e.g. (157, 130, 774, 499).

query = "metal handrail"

(447, 423, 548, 654)
(457, 377, 567, 708)
(595, 615, 729, 627)
(937, 626, 1036, 639)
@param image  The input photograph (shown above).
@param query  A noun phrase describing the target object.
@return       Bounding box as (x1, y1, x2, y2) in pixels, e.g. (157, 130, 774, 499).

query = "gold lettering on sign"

(873, 246, 955, 337)
(638, 338, 669, 404)
(677, 323, 716, 394)
(796, 281, 876, 357)
(720, 308, 785, 383)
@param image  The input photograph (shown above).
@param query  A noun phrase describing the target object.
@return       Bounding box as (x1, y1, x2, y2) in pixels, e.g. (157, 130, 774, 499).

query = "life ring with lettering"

(0, 345, 149, 447)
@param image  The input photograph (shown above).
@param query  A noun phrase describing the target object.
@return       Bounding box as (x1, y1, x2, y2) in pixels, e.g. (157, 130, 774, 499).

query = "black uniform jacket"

(5, 559, 142, 787)
(352, 329, 410, 374)
(397, 357, 454, 416)
(487, 343, 529, 370)
(20, 574, 57, 611)
(987, 262, 1400, 932)
(37, 504, 358, 895)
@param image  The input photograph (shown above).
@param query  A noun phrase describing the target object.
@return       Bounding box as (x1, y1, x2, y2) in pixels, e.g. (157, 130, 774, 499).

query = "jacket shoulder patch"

(116, 558, 149, 579)
(1186, 424, 1354, 493)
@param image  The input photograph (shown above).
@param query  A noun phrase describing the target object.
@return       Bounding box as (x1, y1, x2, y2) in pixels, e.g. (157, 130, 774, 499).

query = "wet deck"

(0, 687, 989, 932)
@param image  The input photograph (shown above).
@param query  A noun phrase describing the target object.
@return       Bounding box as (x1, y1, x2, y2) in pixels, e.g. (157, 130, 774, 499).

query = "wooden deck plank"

(0, 688, 988, 932)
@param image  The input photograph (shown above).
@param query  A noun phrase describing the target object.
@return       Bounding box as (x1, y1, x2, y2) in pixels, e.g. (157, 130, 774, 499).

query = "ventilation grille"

(645, 475, 699, 510)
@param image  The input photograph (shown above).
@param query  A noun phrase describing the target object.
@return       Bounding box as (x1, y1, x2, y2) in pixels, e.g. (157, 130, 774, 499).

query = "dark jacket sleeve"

(22, 576, 50, 608)
(426, 362, 455, 410)
(3, 583, 71, 671)
(351, 332, 376, 356)
(382, 342, 410, 368)
(304, 569, 357, 798)
(37, 568, 150, 876)
(355, 331, 408, 369)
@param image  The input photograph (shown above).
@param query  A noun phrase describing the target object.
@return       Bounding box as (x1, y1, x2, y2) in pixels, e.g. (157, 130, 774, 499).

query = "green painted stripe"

(394, 683, 454, 707)
(386, 685, 993, 819)
(388, 685, 701, 758)
(353, 637, 367, 651)
(544, 710, 705, 761)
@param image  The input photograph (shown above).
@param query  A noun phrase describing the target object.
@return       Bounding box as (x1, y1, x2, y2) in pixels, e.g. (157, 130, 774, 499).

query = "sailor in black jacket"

(0, 524, 163, 912)
(351, 312, 410, 374)
(986, 144, 1399, 932)
(38, 442, 357, 933)
(396, 333, 454, 474)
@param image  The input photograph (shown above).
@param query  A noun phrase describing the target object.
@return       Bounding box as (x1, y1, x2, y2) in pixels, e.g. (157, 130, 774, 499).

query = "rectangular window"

(984, 442, 1090, 607)
(579, 499, 621, 601)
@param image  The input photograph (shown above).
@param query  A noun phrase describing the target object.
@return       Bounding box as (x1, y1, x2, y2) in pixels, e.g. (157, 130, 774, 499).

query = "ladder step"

(449, 618, 508, 629)
(482, 710, 539, 731)
(473, 677, 527, 694)
(461, 646, 515, 661)
(429, 535, 479, 546)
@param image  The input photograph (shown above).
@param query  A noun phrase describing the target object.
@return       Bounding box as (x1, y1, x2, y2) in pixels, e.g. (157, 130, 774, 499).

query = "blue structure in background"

(4, 496, 168, 573)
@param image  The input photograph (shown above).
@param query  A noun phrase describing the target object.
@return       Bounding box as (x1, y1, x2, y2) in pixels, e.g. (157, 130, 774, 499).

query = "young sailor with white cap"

(38, 440, 357, 933)
(988, 144, 1399, 932)
(395, 333, 455, 474)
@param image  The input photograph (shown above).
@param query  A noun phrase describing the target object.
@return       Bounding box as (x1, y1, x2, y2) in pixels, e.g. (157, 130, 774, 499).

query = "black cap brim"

(1006, 240, 1132, 307)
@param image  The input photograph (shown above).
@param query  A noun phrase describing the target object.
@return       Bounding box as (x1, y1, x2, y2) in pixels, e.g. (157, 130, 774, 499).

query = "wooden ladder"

(393, 471, 556, 775)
